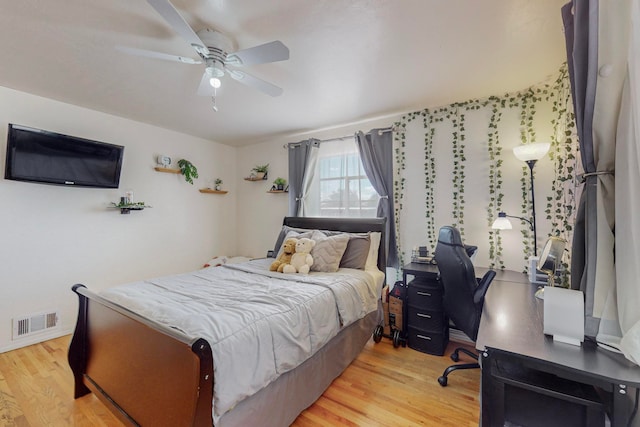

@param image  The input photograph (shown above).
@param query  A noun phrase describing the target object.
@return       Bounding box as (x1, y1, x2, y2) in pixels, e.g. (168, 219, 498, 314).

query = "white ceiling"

(0, 0, 568, 146)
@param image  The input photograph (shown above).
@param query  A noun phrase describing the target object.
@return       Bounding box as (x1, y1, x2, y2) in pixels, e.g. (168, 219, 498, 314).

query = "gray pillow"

(310, 231, 350, 273)
(340, 233, 371, 269)
(273, 225, 311, 256)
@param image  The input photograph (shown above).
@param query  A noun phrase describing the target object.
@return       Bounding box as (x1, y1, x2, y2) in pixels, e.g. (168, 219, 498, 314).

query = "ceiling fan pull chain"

(211, 91, 218, 112)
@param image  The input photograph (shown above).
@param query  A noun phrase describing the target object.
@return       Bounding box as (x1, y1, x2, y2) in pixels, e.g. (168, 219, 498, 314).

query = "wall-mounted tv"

(4, 124, 124, 188)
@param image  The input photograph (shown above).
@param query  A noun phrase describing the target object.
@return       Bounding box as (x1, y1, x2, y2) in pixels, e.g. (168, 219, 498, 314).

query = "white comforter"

(100, 258, 382, 422)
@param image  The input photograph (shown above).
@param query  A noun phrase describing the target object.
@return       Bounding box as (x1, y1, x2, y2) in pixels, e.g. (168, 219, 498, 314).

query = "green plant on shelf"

(111, 201, 150, 209)
(178, 159, 199, 184)
(252, 164, 269, 174)
(273, 177, 287, 190)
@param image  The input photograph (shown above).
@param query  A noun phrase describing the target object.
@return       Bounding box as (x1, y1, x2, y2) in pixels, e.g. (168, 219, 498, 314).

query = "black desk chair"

(434, 226, 496, 387)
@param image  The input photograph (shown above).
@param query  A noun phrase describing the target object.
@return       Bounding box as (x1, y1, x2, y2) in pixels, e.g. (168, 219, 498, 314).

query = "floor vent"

(12, 310, 59, 340)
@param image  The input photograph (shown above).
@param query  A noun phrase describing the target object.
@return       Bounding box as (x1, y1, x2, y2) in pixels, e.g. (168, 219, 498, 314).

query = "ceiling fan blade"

(225, 41, 289, 66)
(146, 0, 210, 56)
(116, 46, 202, 64)
(228, 69, 283, 97)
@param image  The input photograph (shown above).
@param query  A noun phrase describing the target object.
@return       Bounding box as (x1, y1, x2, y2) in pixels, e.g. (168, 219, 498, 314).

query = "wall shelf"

(244, 176, 267, 181)
(110, 203, 151, 214)
(267, 190, 288, 193)
(154, 167, 181, 174)
(199, 189, 228, 194)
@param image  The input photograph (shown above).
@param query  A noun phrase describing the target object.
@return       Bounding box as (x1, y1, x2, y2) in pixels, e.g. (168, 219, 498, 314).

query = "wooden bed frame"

(68, 216, 387, 427)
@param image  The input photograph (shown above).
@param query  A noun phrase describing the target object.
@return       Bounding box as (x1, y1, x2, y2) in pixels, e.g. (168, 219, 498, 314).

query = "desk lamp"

(491, 212, 536, 254)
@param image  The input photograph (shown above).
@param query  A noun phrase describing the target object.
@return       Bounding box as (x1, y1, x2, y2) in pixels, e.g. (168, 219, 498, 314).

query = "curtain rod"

(283, 125, 402, 149)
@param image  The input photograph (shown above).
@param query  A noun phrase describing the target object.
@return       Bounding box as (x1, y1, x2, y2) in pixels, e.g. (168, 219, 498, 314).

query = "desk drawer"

(407, 326, 448, 356)
(407, 307, 445, 331)
(407, 285, 442, 310)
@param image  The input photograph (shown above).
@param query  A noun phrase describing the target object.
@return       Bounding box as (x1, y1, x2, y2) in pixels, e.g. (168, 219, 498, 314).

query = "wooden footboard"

(68, 284, 214, 427)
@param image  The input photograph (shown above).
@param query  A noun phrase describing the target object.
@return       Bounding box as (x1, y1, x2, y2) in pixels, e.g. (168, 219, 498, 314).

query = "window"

(305, 137, 379, 217)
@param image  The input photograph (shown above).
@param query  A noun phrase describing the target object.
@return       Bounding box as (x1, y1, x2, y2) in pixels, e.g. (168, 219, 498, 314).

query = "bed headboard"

(282, 216, 387, 272)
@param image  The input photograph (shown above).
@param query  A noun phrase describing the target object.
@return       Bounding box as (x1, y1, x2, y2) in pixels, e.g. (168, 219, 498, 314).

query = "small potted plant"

(252, 164, 269, 180)
(178, 159, 198, 185)
(273, 177, 287, 191)
(214, 178, 223, 191)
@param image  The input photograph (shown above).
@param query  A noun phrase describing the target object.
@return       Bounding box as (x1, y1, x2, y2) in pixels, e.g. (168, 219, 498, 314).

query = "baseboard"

(0, 327, 73, 354)
(449, 328, 474, 345)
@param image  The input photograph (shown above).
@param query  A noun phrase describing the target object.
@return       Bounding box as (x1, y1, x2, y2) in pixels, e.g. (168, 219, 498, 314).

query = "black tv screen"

(4, 124, 124, 188)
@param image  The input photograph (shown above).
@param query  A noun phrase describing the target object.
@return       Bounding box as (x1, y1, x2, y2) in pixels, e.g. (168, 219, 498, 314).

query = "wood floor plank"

(0, 369, 27, 427)
(0, 335, 480, 426)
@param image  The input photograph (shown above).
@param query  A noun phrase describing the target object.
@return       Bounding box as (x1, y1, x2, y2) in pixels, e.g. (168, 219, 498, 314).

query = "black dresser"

(403, 263, 449, 356)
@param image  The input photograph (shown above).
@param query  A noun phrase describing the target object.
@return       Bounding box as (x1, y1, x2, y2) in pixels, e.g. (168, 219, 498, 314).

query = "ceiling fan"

(119, 0, 290, 110)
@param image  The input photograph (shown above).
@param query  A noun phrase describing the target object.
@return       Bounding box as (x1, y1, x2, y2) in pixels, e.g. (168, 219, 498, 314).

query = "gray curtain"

(356, 129, 398, 268)
(565, 0, 636, 351)
(618, 0, 640, 366)
(287, 139, 320, 216)
(563, 0, 603, 337)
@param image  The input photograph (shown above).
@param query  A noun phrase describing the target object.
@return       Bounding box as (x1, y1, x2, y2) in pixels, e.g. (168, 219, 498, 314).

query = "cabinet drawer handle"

(417, 291, 432, 297)
(417, 313, 432, 319)
(417, 334, 432, 341)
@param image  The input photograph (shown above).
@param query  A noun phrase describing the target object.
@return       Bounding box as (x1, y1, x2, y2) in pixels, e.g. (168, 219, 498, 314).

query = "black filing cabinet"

(403, 263, 449, 356)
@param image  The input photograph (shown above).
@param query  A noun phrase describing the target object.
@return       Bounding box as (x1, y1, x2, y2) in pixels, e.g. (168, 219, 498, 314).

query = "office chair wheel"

(373, 325, 383, 343)
(450, 351, 460, 362)
(392, 329, 401, 348)
(438, 376, 448, 387)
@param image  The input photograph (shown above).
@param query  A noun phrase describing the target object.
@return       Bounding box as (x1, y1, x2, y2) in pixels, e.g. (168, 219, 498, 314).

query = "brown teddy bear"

(270, 237, 297, 273)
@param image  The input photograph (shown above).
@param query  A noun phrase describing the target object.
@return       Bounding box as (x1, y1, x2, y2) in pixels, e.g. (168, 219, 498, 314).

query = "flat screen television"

(4, 124, 124, 188)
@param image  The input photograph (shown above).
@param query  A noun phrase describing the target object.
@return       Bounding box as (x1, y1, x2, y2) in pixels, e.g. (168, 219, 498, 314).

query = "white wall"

(0, 86, 237, 352)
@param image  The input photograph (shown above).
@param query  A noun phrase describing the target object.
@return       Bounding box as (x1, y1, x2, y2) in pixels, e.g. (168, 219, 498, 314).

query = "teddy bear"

(283, 237, 316, 274)
(270, 237, 297, 273)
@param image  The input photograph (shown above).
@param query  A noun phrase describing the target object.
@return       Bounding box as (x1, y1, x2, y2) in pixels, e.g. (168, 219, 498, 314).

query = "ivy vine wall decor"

(392, 64, 579, 279)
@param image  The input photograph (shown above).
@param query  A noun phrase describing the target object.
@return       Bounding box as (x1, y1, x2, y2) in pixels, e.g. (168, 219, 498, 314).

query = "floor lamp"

(491, 142, 550, 257)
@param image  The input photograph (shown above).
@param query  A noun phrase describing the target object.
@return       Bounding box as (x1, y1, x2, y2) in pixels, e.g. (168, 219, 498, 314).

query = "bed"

(68, 216, 387, 427)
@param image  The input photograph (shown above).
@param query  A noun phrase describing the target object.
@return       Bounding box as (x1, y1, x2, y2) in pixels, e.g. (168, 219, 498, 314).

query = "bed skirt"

(219, 301, 382, 427)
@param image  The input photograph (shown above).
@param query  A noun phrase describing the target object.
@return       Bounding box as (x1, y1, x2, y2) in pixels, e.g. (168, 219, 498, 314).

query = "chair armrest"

(473, 270, 497, 305)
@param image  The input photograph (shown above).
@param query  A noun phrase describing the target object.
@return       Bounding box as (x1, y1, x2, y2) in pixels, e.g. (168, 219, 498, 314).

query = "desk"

(402, 262, 439, 285)
(477, 271, 640, 427)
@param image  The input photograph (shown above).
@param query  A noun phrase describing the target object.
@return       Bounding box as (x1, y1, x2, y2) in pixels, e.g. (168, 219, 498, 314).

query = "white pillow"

(365, 232, 382, 271)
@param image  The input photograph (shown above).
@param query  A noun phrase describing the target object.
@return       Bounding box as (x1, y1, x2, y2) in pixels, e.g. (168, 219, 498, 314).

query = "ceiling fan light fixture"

(205, 61, 225, 77)
(209, 77, 221, 89)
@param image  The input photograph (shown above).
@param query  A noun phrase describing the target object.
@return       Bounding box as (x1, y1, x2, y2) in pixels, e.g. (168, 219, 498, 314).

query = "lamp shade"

(491, 212, 513, 230)
(513, 142, 551, 162)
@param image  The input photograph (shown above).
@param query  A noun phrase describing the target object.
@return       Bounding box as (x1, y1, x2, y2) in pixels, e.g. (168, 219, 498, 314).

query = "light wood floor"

(0, 335, 480, 426)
